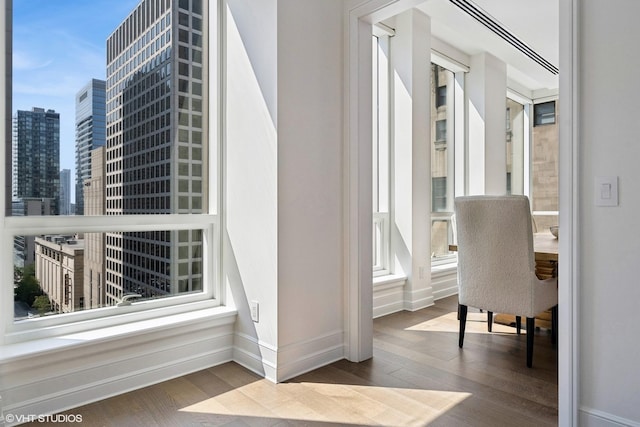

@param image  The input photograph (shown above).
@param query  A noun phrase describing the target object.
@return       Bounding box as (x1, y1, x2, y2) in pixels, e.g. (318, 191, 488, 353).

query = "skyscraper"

(104, 0, 205, 301)
(12, 107, 61, 265)
(84, 146, 107, 307)
(59, 168, 71, 215)
(75, 79, 106, 216)
(13, 107, 61, 214)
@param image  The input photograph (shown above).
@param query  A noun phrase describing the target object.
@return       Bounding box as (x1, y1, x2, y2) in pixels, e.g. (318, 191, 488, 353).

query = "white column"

(391, 9, 432, 311)
(225, 0, 279, 381)
(467, 52, 507, 195)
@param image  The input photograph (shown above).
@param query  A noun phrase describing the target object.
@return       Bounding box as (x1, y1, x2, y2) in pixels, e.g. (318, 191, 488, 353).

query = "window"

(432, 176, 447, 212)
(506, 98, 526, 195)
(4, 0, 219, 341)
(372, 35, 390, 275)
(430, 64, 456, 259)
(534, 101, 556, 126)
(531, 100, 560, 230)
(436, 85, 447, 108)
(435, 119, 447, 143)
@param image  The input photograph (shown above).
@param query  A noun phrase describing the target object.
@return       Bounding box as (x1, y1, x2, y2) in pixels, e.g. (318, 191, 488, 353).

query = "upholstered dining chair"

(454, 195, 558, 368)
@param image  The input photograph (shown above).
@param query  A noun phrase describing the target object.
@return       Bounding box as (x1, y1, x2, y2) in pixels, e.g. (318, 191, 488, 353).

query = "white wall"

(276, 0, 345, 380)
(226, 0, 346, 382)
(578, 1, 640, 425)
(225, 0, 280, 380)
(389, 9, 433, 311)
(467, 52, 507, 195)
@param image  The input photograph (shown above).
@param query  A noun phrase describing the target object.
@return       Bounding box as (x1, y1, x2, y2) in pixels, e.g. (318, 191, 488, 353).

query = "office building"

(13, 107, 61, 215)
(34, 235, 85, 313)
(12, 107, 61, 265)
(59, 168, 71, 215)
(104, 0, 205, 301)
(11, 198, 55, 266)
(83, 146, 107, 308)
(75, 79, 106, 216)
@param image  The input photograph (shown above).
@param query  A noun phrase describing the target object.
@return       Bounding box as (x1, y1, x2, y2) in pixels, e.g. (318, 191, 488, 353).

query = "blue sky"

(13, 0, 140, 198)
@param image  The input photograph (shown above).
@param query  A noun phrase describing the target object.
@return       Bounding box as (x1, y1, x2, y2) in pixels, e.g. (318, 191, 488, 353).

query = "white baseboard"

(233, 330, 344, 383)
(431, 269, 458, 301)
(233, 332, 277, 382)
(580, 407, 640, 427)
(373, 275, 406, 318)
(0, 311, 236, 424)
(9, 346, 233, 425)
(403, 286, 434, 312)
(275, 330, 344, 382)
(372, 267, 458, 318)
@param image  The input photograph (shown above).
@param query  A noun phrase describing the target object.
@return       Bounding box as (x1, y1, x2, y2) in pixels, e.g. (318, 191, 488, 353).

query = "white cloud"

(12, 51, 54, 70)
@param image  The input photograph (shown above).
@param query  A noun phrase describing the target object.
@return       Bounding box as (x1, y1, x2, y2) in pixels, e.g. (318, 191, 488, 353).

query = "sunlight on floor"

(404, 311, 518, 334)
(180, 381, 471, 426)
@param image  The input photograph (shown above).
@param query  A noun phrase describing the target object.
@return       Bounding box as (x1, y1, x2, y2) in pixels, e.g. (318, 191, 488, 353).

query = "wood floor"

(33, 295, 558, 426)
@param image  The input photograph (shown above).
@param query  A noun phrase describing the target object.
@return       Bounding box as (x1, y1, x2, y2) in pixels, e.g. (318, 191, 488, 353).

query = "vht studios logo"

(4, 413, 83, 424)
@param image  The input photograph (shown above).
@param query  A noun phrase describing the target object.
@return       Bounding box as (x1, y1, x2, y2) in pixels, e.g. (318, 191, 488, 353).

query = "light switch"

(595, 176, 618, 206)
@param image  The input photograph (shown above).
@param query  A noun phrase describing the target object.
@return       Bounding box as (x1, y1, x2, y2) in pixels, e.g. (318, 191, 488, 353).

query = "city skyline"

(12, 0, 140, 202)
(17, 0, 208, 315)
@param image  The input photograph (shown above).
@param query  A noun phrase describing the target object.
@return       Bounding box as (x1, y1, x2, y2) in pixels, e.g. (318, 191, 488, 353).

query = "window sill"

(0, 305, 237, 364)
(431, 261, 458, 278)
(373, 273, 407, 289)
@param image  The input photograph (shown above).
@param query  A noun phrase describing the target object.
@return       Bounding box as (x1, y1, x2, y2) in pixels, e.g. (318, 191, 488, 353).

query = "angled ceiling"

(411, 0, 559, 95)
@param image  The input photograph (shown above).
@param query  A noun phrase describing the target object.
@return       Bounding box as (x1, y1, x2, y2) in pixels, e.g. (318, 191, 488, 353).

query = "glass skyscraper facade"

(59, 168, 71, 215)
(13, 107, 61, 214)
(75, 79, 106, 216)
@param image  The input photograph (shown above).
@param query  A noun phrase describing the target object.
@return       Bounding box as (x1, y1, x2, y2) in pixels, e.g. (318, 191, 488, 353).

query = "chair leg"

(458, 304, 468, 348)
(515, 316, 522, 335)
(487, 311, 493, 332)
(551, 305, 558, 346)
(526, 317, 535, 368)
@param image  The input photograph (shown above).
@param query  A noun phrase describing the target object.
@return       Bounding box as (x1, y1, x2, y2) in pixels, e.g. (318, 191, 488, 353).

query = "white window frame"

(506, 88, 533, 199)
(372, 30, 391, 277)
(430, 59, 466, 269)
(372, 211, 389, 274)
(0, 0, 223, 345)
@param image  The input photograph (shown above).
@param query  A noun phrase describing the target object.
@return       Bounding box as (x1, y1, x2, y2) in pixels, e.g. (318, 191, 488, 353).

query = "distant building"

(59, 168, 71, 215)
(13, 107, 61, 214)
(35, 235, 85, 313)
(83, 146, 107, 308)
(531, 100, 559, 230)
(12, 198, 55, 267)
(75, 79, 106, 216)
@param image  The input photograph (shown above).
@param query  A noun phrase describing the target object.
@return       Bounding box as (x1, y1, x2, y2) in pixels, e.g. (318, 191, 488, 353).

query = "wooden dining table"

(530, 232, 559, 279)
(448, 231, 558, 328)
(448, 231, 558, 276)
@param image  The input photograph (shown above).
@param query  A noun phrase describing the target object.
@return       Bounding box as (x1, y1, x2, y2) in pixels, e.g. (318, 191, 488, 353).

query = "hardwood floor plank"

(26, 295, 557, 426)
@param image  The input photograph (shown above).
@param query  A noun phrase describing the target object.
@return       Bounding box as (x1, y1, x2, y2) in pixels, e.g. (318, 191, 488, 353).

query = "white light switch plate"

(595, 176, 618, 207)
(250, 300, 259, 322)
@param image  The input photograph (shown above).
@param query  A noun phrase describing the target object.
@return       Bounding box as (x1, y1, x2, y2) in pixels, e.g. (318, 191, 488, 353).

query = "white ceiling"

(413, 0, 559, 95)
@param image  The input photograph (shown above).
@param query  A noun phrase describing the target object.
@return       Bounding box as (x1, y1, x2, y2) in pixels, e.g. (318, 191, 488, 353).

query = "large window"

(430, 63, 456, 260)
(506, 97, 526, 195)
(4, 0, 219, 341)
(372, 34, 390, 275)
